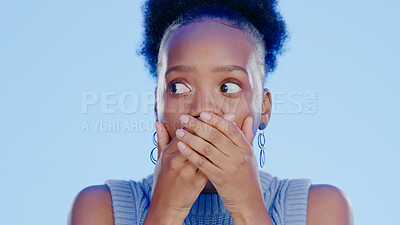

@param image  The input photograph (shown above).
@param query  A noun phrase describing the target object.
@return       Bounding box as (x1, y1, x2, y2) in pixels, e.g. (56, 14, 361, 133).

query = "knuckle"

(213, 119, 222, 128)
(193, 120, 202, 132)
(210, 130, 221, 143)
(168, 156, 181, 170)
(236, 151, 247, 165)
(232, 165, 240, 174)
(196, 158, 206, 168)
(202, 144, 213, 157)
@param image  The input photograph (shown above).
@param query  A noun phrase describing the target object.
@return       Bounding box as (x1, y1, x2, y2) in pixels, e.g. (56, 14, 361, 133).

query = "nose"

(188, 90, 223, 118)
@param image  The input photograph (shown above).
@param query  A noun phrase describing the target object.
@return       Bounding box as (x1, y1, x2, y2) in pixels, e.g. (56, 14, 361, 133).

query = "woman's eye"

(170, 82, 191, 94)
(221, 82, 242, 94)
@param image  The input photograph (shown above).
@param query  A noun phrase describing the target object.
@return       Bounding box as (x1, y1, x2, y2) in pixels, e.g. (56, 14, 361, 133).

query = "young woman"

(68, 1, 353, 224)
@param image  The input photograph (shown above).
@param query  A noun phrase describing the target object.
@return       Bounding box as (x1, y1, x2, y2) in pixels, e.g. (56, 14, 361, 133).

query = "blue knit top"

(105, 171, 312, 225)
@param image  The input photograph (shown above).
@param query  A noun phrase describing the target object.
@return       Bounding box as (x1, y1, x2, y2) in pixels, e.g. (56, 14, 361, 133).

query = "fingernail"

(177, 141, 185, 150)
(224, 113, 235, 121)
(180, 115, 189, 124)
(200, 112, 212, 121)
(176, 129, 185, 138)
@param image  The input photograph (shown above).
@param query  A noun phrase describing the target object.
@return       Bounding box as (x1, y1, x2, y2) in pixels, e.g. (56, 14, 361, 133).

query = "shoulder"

(307, 184, 354, 225)
(68, 184, 114, 225)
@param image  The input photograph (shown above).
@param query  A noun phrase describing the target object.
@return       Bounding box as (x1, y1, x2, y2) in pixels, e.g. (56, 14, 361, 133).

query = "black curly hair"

(137, 0, 287, 79)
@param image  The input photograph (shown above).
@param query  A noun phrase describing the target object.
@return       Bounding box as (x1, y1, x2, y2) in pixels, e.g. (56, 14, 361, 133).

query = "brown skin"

(146, 20, 272, 224)
(68, 20, 354, 225)
(156, 19, 262, 189)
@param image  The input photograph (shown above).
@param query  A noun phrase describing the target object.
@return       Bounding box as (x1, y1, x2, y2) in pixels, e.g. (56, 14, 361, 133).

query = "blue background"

(1, 0, 399, 224)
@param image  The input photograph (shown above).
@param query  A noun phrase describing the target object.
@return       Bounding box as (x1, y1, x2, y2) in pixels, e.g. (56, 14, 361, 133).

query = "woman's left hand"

(175, 112, 273, 225)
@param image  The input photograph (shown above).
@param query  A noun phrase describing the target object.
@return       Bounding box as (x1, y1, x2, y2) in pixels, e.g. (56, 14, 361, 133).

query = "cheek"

(225, 91, 254, 129)
(221, 90, 253, 114)
(221, 97, 242, 115)
(163, 114, 180, 138)
(164, 95, 191, 114)
(163, 96, 191, 136)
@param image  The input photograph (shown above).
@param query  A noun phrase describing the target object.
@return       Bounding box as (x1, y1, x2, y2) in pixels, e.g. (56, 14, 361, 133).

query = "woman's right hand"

(143, 121, 208, 225)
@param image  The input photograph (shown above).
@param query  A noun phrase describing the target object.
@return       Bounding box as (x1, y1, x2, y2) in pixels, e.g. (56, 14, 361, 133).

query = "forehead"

(164, 20, 254, 74)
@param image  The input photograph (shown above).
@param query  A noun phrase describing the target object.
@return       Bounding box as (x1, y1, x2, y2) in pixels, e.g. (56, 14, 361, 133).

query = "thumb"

(241, 116, 254, 146)
(155, 122, 170, 158)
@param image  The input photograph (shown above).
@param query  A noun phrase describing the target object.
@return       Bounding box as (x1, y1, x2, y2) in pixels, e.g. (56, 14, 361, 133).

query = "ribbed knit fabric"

(105, 171, 312, 225)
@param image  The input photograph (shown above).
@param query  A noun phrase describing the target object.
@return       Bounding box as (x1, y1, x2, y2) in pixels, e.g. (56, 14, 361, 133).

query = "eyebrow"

(165, 65, 248, 76)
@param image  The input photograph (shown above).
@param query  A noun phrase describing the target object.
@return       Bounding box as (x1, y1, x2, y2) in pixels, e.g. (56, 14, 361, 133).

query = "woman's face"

(156, 20, 269, 142)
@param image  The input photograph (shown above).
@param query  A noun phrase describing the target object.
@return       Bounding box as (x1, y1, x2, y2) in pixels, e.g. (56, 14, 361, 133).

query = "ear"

(259, 88, 272, 128)
(154, 87, 159, 122)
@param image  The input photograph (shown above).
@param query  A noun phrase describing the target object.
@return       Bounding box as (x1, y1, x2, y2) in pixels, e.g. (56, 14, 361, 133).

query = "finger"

(156, 122, 183, 160)
(241, 116, 254, 146)
(155, 122, 170, 153)
(169, 147, 192, 164)
(161, 136, 189, 164)
(171, 150, 207, 181)
(177, 141, 223, 183)
(199, 112, 250, 149)
(223, 113, 235, 123)
(176, 129, 231, 170)
(163, 147, 206, 187)
(179, 114, 237, 157)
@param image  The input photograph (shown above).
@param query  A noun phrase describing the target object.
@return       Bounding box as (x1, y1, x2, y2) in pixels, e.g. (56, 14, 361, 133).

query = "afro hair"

(137, 0, 288, 78)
